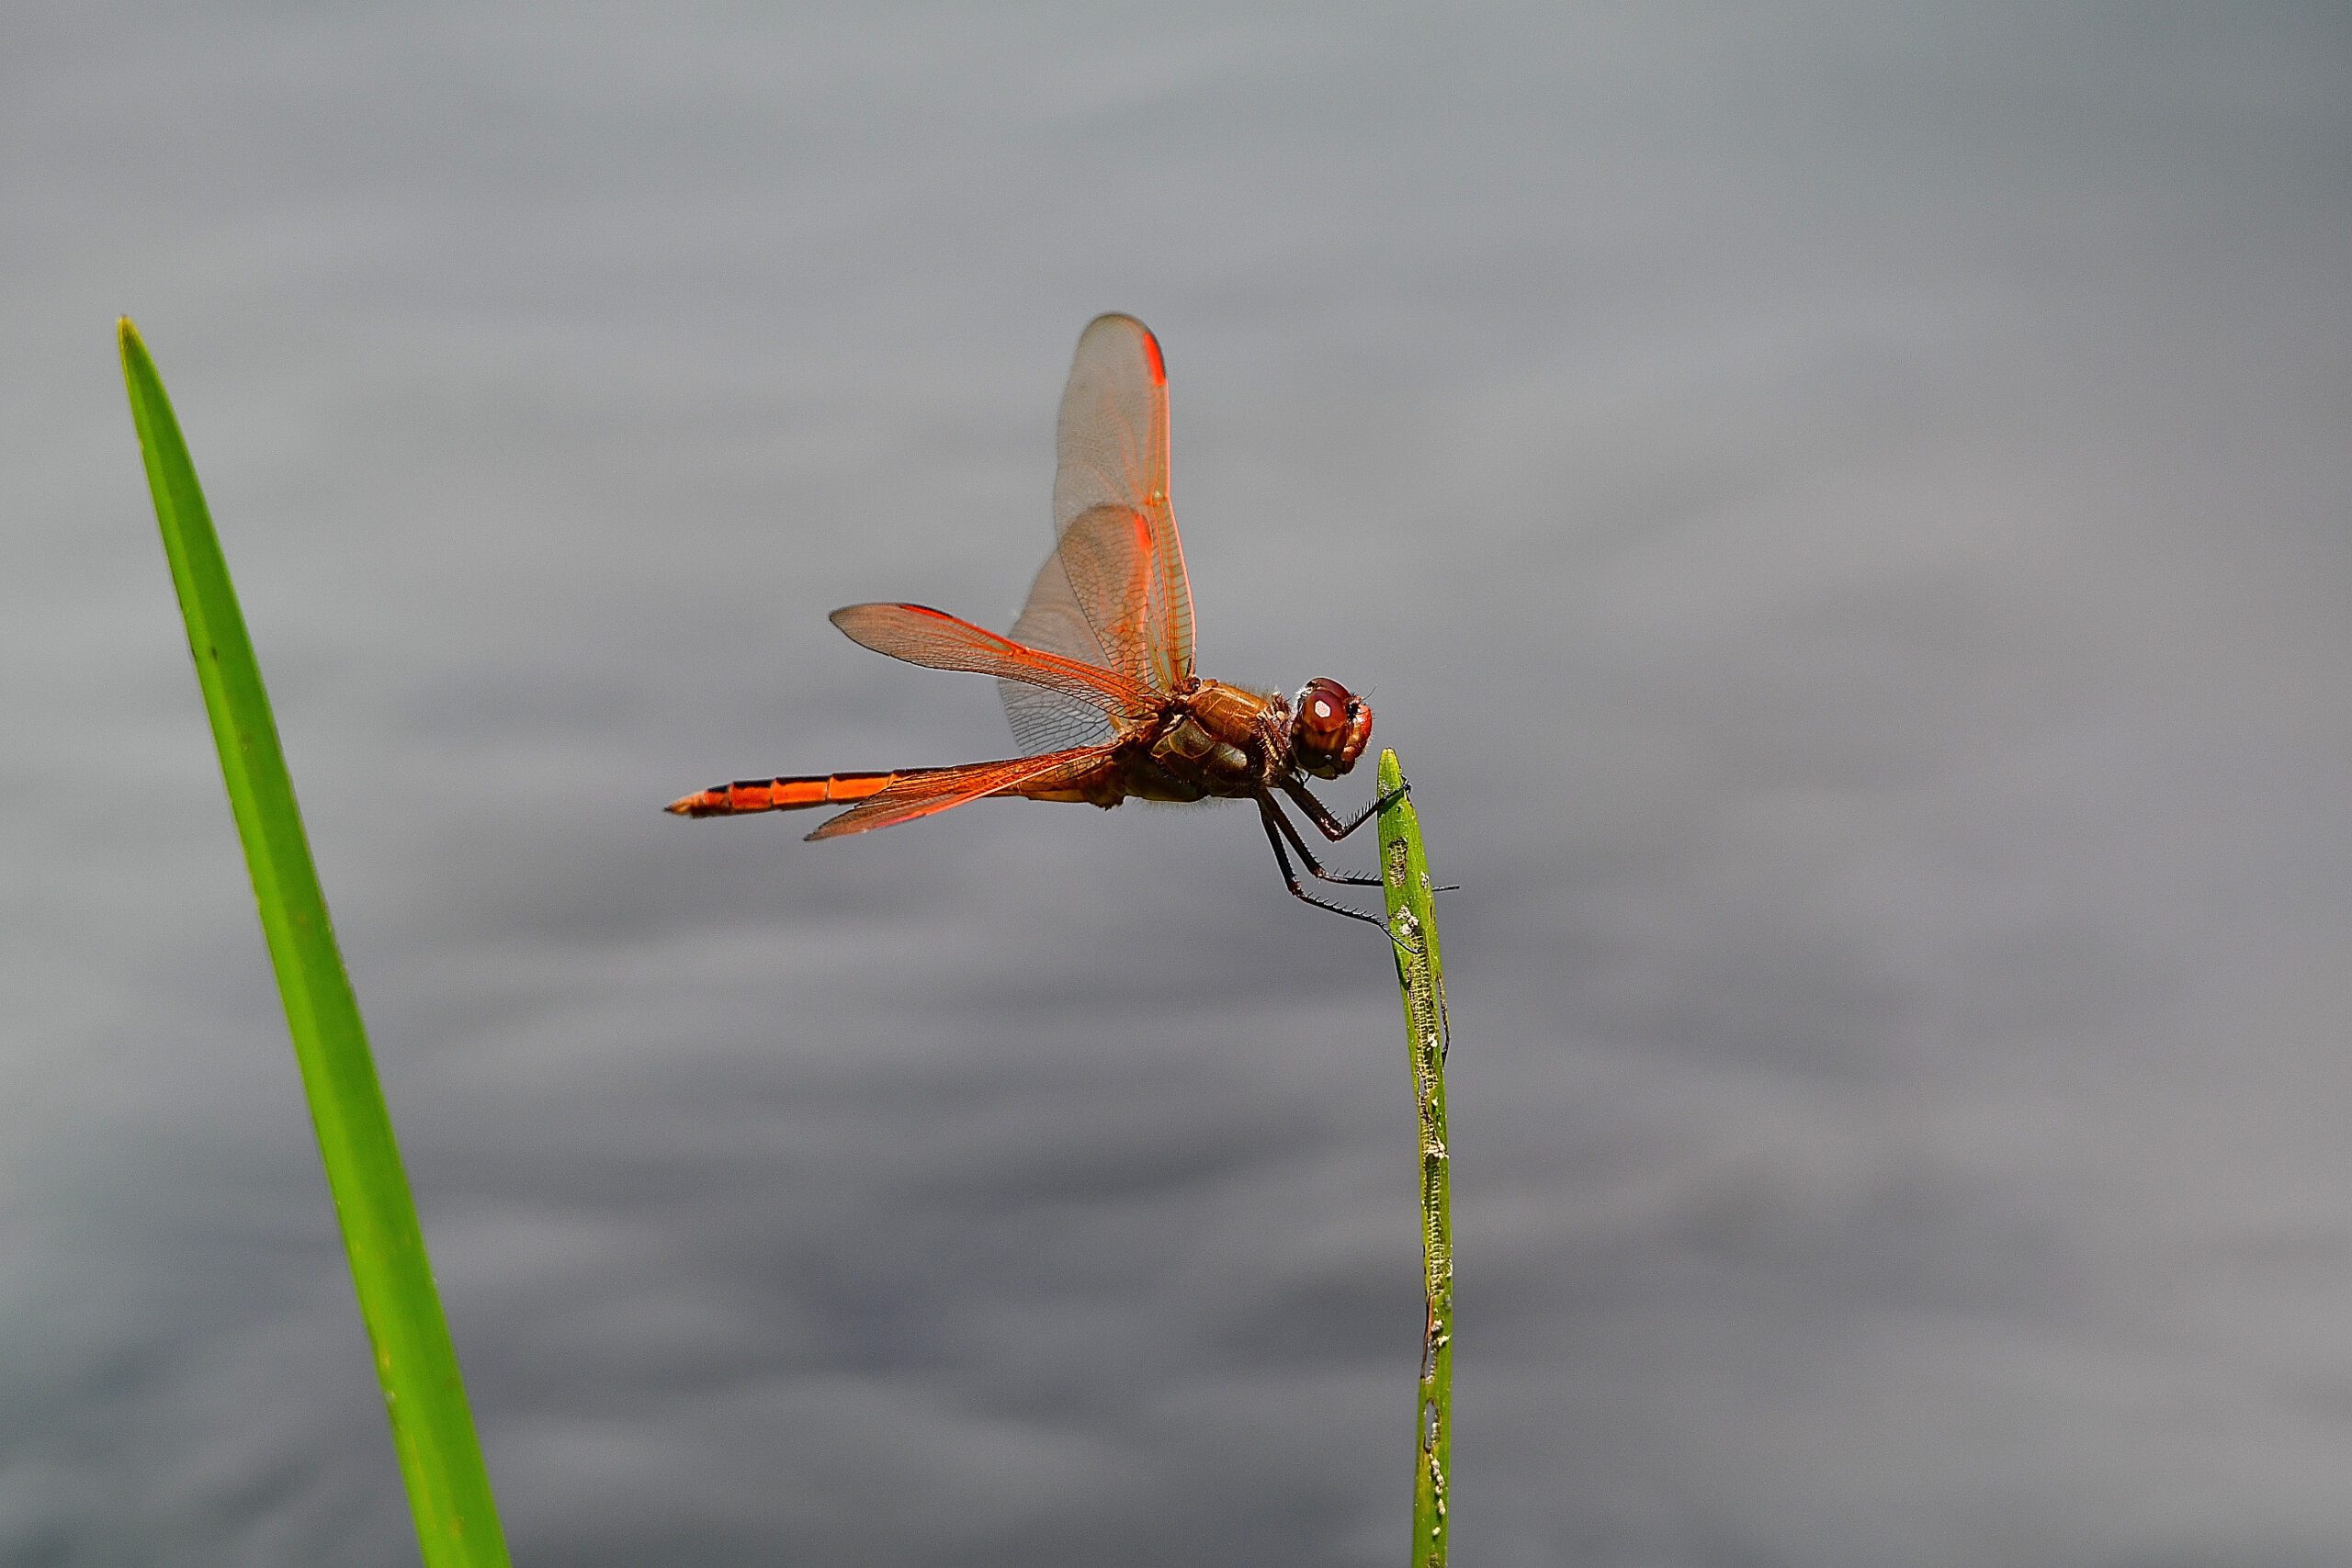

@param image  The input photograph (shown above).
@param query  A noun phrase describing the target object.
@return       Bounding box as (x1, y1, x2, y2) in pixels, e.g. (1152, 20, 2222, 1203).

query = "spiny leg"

(1256, 795, 1386, 927)
(1283, 774, 1460, 894)
(1261, 790, 1383, 886)
(1282, 775, 1411, 842)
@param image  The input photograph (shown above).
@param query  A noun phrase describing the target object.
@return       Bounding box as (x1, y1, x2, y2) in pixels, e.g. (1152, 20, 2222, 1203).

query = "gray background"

(6, 5, 2349, 1564)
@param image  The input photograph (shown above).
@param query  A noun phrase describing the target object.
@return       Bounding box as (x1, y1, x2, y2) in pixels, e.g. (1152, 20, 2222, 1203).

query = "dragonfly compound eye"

(1293, 679, 1369, 776)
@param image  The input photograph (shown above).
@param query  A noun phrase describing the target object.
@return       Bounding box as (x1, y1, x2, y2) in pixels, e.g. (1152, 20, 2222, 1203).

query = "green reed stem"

(119, 320, 509, 1567)
(1377, 750, 1452, 1568)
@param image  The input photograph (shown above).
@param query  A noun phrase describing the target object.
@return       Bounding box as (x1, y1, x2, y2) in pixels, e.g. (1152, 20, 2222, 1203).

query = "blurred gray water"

(5, 5, 2350, 1564)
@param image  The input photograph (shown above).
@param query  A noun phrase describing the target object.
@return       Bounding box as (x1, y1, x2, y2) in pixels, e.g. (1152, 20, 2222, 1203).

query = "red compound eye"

(1293, 679, 1370, 777)
(1298, 678, 1351, 750)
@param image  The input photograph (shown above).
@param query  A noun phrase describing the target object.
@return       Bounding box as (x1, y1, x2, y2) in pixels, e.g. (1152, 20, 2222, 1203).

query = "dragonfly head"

(1291, 678, 1373, 779)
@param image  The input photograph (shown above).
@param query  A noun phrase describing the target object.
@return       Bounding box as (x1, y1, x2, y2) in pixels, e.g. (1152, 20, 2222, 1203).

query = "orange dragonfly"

(667, 313, 1401, 925)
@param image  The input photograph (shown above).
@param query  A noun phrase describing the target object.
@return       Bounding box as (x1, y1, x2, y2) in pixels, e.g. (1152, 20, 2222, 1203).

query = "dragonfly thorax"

(1147, 678, 1278, 791)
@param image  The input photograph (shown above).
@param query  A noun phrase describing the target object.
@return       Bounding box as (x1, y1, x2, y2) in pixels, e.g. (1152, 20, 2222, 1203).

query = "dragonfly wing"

(804, 744, 1119, 840)
(831, 604, 1159, 730)
(1001, 500, 1164, 751)
(1024, 313, 1195, 695)
(1000, 676, 1118, 754)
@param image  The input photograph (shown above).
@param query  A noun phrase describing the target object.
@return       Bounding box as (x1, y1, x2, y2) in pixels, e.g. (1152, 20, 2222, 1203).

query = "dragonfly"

(666, 312, 1403, 926)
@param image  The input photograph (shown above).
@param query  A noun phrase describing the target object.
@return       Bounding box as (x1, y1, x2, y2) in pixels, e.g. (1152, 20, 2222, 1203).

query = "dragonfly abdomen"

(665, 772, 897, 818)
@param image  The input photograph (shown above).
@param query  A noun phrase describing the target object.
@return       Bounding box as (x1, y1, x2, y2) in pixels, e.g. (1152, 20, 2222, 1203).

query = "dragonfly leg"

(1261, 791, 1383, 886)
(1257, 796, 1387, 927)
(1283, 775, 1461, 894)
(1282, 775, 1411, 841)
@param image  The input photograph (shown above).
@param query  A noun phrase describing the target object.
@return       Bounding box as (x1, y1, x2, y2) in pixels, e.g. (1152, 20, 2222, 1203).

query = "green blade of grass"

(1377, 750, 1452, 1568)
(119, 319, 509, 1568)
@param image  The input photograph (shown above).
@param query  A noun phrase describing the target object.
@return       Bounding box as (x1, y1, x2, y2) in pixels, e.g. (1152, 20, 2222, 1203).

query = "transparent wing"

(999, 498, 1164, 751)
(1012, 314, 1196, 700)
(831, 604, 1159, 740)
(999, 677, 1119, 754)
(804, 744, 1119, 840)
